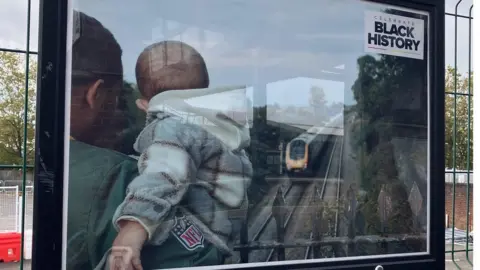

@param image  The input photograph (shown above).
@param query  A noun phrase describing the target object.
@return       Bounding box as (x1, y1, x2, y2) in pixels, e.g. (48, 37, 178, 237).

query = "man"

(66, 11, 226, 270)
(66, 10, 138, 270)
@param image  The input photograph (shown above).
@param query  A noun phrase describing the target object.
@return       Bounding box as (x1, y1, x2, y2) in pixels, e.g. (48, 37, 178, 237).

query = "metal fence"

(0, 0, 473, 269)
(0, 186, 34, 233)
(0, 186, 20, 232)
(444, 1, 474, 269)
(0, 0, 36, 269)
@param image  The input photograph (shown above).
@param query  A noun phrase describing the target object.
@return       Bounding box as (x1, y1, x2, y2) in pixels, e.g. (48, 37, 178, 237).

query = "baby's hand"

(109, 245, 141, 270)
(109, 220, 148, 270)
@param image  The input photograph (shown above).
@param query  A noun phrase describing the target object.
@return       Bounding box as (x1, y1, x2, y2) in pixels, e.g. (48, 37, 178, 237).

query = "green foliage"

(350, 53, 426, 237)
(309, 86, 327, 119)
(120, 81, 145, 126)
(309, 86, 326, 104)
(350, 57, 473, 241)
(112, 81, 146, 155)
(444, 66, 473, 170)
(0, 52, 36, 165)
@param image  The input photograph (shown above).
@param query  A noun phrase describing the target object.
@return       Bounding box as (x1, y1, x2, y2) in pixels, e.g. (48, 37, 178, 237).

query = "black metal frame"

(32, 0, 68, 270)
(32, 0, 445, 269)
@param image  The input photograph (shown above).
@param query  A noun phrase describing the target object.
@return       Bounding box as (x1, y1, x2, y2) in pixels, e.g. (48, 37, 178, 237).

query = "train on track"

(285, 113, 344, 177)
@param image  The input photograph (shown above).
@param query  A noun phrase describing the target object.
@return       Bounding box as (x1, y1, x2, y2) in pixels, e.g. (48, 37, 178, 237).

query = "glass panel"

(28, 0, 40, 52)
(0, 52, 37, 167)
(445, 15, 473, 74)
(445, 0, 473, 17)
(0, 51, 37, 270)
(0, 0, 39, 52)
(65, 1, 430, 269)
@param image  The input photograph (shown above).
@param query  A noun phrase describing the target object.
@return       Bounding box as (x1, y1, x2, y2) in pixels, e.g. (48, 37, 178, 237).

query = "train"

(285, 113, 344, 176)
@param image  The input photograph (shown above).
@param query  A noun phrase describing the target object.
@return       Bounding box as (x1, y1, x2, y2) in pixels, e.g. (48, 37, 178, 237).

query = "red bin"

(0, 232, 21, 263)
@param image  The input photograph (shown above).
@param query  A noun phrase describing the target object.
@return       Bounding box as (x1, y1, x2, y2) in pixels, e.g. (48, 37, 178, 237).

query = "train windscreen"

(289, 140, 306, 160)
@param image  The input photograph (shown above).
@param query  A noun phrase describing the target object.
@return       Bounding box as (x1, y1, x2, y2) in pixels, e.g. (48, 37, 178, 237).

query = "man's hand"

(109, 220, 148, 270)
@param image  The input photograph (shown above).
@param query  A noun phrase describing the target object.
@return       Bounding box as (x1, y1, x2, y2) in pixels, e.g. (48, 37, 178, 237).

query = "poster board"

(33, 0, 446, 269)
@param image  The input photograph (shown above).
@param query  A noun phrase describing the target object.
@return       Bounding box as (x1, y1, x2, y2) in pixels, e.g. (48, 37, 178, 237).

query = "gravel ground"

(445, 244, 474, 270)
(0, 260, 30, 270)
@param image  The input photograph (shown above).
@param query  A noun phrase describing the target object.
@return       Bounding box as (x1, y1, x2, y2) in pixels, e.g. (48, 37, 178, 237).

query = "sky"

(0, 0, 474, 125)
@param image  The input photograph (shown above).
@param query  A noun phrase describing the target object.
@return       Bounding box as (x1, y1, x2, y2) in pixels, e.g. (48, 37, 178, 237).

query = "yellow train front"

(285, 139, 309, 176)
(284, 128, 339, 177)
(284, 113, 344, 177)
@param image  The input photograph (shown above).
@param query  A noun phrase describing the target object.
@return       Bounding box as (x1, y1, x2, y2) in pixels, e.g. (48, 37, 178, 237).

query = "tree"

(119, 81, 145, 127)
(309, 86, 327, 123)
(444, 66, 474, 170)
(0, 52, 37, 165)
(113, 81, 146, 155)
(350, 52, 427, 238)
(285, 105, 297, 114)
(328, 102, 343, 117)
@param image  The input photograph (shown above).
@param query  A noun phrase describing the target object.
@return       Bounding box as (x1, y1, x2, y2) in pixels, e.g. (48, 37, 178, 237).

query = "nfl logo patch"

(171, 215, 205, 251)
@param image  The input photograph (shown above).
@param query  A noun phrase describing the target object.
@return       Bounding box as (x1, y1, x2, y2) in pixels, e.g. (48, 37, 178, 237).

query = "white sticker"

(365, 10, 425, 60)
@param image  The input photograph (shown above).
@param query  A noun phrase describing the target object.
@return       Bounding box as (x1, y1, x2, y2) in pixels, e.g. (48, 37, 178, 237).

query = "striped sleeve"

(112, 117, 204, 240)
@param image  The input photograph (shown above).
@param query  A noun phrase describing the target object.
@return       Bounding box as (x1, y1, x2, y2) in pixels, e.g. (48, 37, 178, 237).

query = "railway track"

(237, 179, 309, 262)
(304, 136, 344, 259)
(233, 132, 429, 262)
(234, 135, 344, 263)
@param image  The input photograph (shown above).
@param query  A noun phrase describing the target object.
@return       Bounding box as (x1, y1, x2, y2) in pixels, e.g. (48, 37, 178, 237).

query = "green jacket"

(66, 140, 138, 270)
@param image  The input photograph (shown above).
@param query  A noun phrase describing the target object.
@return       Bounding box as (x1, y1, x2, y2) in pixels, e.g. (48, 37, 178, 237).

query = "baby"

(107, 41, 253, 270)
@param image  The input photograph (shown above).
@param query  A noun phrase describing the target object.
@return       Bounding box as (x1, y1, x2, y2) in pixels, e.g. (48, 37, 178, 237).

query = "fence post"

(346, 186, 357, 256)
(310, 185, 324, 259)
(239, 221, 249, 263)
(272, 187, 286, 261)
(279, 141, 284, 175)
(18, 195, 23, 233)
(15, 186, 19, 232)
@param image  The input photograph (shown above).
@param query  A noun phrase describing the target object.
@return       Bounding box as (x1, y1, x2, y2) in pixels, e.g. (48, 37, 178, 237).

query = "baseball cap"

(71, 10, 123, 81)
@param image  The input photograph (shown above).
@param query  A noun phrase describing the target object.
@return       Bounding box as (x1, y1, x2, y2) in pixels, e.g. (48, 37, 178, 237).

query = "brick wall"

(445, 183, 473, 231)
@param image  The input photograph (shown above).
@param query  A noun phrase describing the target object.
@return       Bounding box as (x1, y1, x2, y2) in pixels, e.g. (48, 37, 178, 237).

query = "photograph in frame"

(62, 1, 431, 269)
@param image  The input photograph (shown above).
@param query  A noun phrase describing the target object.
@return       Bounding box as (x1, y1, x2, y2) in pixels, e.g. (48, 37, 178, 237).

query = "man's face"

(70, 78, 125, 148)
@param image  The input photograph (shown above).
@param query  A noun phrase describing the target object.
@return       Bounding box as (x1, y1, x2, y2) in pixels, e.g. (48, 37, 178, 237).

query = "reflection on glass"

(66, 1, 430, 269)
(0, 0, 40, 51)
